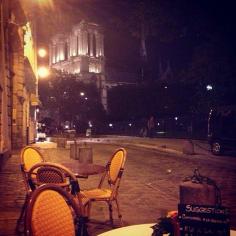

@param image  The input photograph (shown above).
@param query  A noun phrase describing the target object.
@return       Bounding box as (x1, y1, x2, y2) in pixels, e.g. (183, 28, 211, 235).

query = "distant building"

(49, 20, 107, 110)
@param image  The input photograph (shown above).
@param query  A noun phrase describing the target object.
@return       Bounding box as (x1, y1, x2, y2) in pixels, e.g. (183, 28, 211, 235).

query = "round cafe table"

(97, 223, 155, 236)
(61, 162, 106, 178)
(97, 224, 236, 236)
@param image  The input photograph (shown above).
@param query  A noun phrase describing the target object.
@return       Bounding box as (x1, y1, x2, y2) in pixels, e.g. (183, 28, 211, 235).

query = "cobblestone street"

(0, 139, 236, 235)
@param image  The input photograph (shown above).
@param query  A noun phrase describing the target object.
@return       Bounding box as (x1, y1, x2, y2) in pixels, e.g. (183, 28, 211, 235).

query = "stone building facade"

(0, 0, 38, 160)
(49, 21, 107, 111)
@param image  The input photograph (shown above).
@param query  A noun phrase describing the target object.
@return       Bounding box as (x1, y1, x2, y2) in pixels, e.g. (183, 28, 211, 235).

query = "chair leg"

(77, 216, 89, 236)
(86, 201, 92, 218)
(107, 201, 113, 226)
(16, 194, 28, 234)
(115, 199, 123, 226)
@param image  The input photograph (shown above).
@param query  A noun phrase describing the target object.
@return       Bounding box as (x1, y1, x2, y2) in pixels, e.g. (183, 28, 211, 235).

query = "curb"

(36, 136, 211, 157)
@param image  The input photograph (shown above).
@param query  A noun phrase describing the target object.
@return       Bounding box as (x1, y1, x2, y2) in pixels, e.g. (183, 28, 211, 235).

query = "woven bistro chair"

(17, 146, 45, 233)
(20, 146, 45, 192)
(25, 184, 88, 236)
(81, 148, 127, 225)
(27, 162, 89, 217)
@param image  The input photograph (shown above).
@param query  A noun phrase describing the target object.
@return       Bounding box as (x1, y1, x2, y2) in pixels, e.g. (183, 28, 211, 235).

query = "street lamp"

(38, 66, 49, 78)
(38, 48, 47, 58)
(206, 84, 213, 91)
(88, 121, 93, 128)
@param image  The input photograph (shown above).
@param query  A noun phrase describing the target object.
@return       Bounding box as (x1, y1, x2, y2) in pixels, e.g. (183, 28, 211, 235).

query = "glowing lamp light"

(174, 117, 178, 121)
(38, 48, 47, 58)
(109, 123, 113, 127)
(129, 123, 132, 127)
(38, 67, 49, 78)
(80, 92, 85, 96)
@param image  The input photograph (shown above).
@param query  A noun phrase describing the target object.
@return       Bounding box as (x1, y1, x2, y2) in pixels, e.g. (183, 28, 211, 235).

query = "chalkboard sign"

(178, 204, 230, 236)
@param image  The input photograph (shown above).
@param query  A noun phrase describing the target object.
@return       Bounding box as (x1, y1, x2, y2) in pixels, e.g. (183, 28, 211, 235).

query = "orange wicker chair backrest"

(99, 148, 127, 198)
(20, 146, 44, 192)
(20, 146, 44, 172)
(25, 184, 81, 236)
(109, 148, 126, 184)
(28, 162, 79, 193)
(36, 166, 65, 185)
(27, 162, 87, 216)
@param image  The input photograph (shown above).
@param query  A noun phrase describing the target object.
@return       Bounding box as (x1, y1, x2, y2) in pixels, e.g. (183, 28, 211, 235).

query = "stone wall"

(1, 0, 38, 152)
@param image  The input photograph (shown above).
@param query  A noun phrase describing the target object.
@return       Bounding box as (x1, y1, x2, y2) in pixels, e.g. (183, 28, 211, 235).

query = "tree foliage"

(39, 70, 106, 130)
(107, 81, 194, 121)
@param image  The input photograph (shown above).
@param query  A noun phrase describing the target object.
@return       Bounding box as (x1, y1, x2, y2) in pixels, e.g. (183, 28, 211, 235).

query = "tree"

(101, 1, 185, 81)
(107, 81, 194, 122)
(39, 70, 106, 132)
(181, 32, 236, 114)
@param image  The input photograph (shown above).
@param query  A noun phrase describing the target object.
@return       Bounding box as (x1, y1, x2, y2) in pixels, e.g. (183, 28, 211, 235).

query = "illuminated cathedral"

(49, 20, 107, 110)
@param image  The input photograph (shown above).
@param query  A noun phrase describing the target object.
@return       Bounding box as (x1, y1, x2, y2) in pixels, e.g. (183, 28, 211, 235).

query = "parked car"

(208, 106, 236, 155)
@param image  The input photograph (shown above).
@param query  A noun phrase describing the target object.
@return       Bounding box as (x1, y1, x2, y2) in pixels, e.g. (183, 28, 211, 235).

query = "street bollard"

(179, 169, 219, 205)
(57, 137, 66, 148)
(70, 140, 77, 159)
(70, 141, 93, 163)
(182, 139, 195, 155)
(78, 146, 93, 163)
